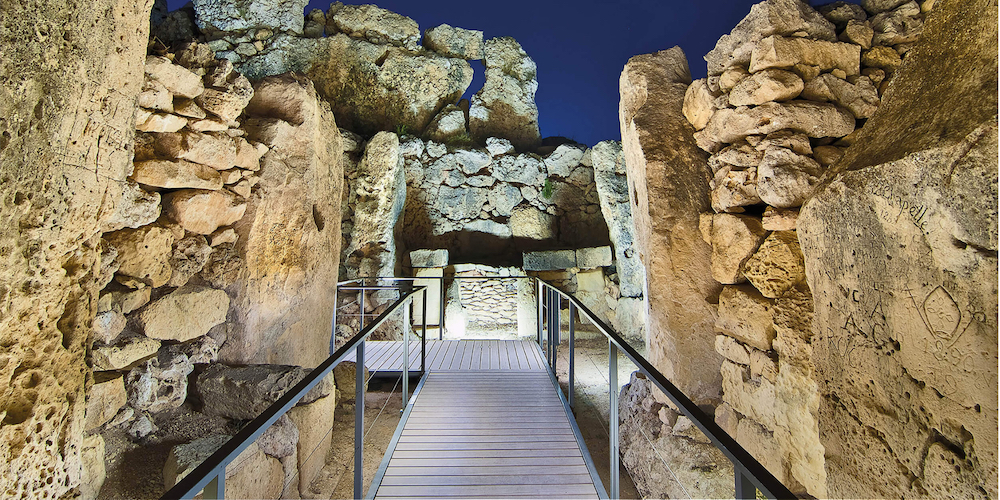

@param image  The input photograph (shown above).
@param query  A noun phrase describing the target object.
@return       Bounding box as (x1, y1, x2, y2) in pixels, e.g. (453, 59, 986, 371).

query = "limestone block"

(93, 308, 127, 344)
(288, 392, 337, 495)
(716, 285, 776, 351)
(509, 206, 556, 240)
(743, 231, 806, 298)
(705, 0, 837, 76)
(523, 250, 576, 271)
(424, 24, 484, 59)
(410, 249, 449, 268)
(196, 79, 253, 123)
(192, 0, 309, 35)
(195, 364, 333, 420)
(492, 154, 545, 185)
(167, 234, 213, 287)
(591, 141, 644, 298)
(79, 435, 106, 500)
(695, 101, 856, 151)
(729, 69, 804, 106)
(412, 267, 443, 325)
(711, 167, 761, 213)
(544, 144, 587, 178)
(736, 418, 786, 483)
(173, 99, 206, 119)
(721, 360, 777, 430)
(139, 80, 173, 112)
(757, 146, 824, 208)
(861, 0, 910, 14)
(753, 130, 812, 156)
(715, 335, 751, 365)
(100, 181, 161, 232)
(154, 130, 238, 170)
(839, 19, 875, 48)
(762, 207, 798, 230)
(801, 73, 880, 119)
(135, 284, 229, 342)
(104, 226, 175, 287)
(126, 349, 195, 413)
(485, 137, 514, 157)
(162, 189, 247, 235)
(85, 374, 127, 431)
(711, 142, 766, 169)
(749, 348, 778, 383)
(813, 145, 845, 166)
(438, 186, 487, 220)
(710, 213, 768, 284)
(818, 2, 868, 25)
(423, 105, 467, 143)
(576, 246, 613, 269)
(463, 219, 511, 238)
(487, 182, 522, 217)
(861, 45, 902, 71)
(469, 37, 541, 150)
(91, 333, 161, 371)
(683, 78, 715, 130)
(258, 414, 299, 459)
(870, 3, 924, 46)
(333, 361, 368, 401)
(131, 159, 223, 190)
(332, 4, 420, 49)
(137, 113, 187, 133)
(715, 402, 741, 437)
(100, 286, 152, 315)
(187, 118, 229, 132)
(234, 138, 263, 171)
(164, 438, 284, 500)
(749, 35, 861, 76)
(145, 55, 204, 98)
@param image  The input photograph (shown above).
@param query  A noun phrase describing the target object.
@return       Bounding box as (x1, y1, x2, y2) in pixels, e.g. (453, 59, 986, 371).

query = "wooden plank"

(387, 457, 586, 467)
(396, 434, 578, 444)
(379, 474, 597, 486)
(382, 465, 592, 476)
(375, 484, 598, 496)
(392, 444, 581, 454)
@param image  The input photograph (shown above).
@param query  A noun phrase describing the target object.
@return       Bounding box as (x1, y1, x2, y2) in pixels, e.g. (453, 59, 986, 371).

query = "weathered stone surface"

(711, 167, 761, 213)
(736, 418, 786, 483)
(870, 3, 924, 46)
(91, 333, 162, 371)
(486, 183, 522, 217)
(192, 0, 308, 36)
(715, 334, 751, 365)
(196, 75, 254, 123)
(801, 73, 880, 119)
(84, 374, 126, 431)
(137, 113, 187, 133)
(424, 24, 484, 60)
(592, 141, 644, 298)
(485, 137, 514, 157)
(492, 154, 545, 185)
(100, 181, 161, 232)
(195, 364, 333, 420)
(155, 130, 238, 171)
(167, 234, 213, 287)
(798, 3, 998, 491)
(576, 246, 612, 269)
(223, 74, 344, 367)
(753, 129, 812, 156)
(308, 34, 473, 136)
(164, 437, 284, 500)
(757, 146, 824, 208)
(682, 78, 715, 130)
(125, 348, 194, 413)
(762, 206, 799, 231)
(104, 225, 175, 287)
(819, 1, 869, 25)
(409, 249, 448, 268)
(523, 250, 576, 271)
(695, 101, 856, 151)
(469, 37, 541, 150)
(132, 159, 224, 190)
(749, 35, 861, 76)
(79, 434, 106, 500)
(716, 284, 775, 351)
(464, 219, 511, 238)
(424, 104, 467, 142)
(839, 19, 875, 48)
(93, 306, 127, 344)
(135, 284, 229, 342)
(621, 48, 720, 405)
(721, 361, 777, 429)
(332, 3, 419, 49)
(257, 414, 298, 459)
(509, 206, 556, 240)
(544, 144, 586, 178)
(145, 55, 204, 99)
(861, 45, 903, 71)
(287, 389, 337, 495)
(163, 189, 247, 235)
(438, 186, 487, 220)
(729, 68, 803, 106)
(861, 0, 910, 14)
(705, 0, 837, 76)
(710, 213, 767, 284)
(333, 361, 368, 401)
(743, 231, 805, 298)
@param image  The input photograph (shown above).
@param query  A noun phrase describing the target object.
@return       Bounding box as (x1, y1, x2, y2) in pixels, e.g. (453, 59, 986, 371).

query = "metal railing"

(536, 279, 795, 500)
(160, 282, 428, 500)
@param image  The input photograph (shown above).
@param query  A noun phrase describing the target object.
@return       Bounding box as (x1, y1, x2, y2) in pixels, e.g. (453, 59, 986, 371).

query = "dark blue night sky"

(167, 1, 836, 146)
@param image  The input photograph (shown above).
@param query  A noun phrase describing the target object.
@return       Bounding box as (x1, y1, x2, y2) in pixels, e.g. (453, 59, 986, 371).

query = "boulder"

(728, 68, 803, 106)
(839, 19, 875, 48)
(752, 130, 812, 156)
(705, 0, 837, 76)
(162, 189, 247, 235)
(620, 47, 719, 405)
(91, 333, 162, 371)
(485, 137, 514, 157)
(870, 3, 924, 46)
(125, 349, 195, 413)
(438, 186, 487, 220)
(762, 206, 799, 230)
(135, 284, 229, 342)
(749, 35, 861, 76)
(167, 234, 213, 287)
(486, 182, 522, 217)
(333, 361, 368, 400)
(154, 131, 238, 171)
(409, 249, 448, 268)
(716, 285, 776, 351)
(131, 159, 223, 190)
(257, 414, 298, 459)
(424, 24, 484, 59)
(84, 374, 127, 431)
(423, 105, 468, 142)
(136, 113, 187, 133)
(695, 101, 856, 152)
(819, 1, 869, 25)
(192, 0, 309, 36)
(801, 73, 880, 119)
(711, 167, 761, 213)
(756, 146, 824, 208)
(491, 154, 545, 185)
(544, 144, 587, 178)
(164, 437, 284, 500)
(591, 141, 644, 298)
(103, 226, 175, 287)
(523, 250, 576, 271)
(509, 206, 556, 240)
(196, 74, 254, 123)
(100, 181, 161, 232)
(331, 4, 420, 49)
(145, 56, 204, 99)
(469, 37, 541, 150)
(195, 364, 333, 420)
(287, 389, 337, 495)
(710, 213, 768, 284)
(682, 78, 715, 130)
(742, 231, 806, 298)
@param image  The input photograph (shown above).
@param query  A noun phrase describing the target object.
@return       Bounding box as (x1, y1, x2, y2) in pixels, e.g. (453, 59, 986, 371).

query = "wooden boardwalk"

(348, 340, 548, 373)
(372, 369, 601, 499)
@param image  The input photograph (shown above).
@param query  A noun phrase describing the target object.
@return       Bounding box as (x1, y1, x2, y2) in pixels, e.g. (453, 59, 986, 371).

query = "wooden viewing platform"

(365, 340, 603, 499)
(347, 340, 548, 374)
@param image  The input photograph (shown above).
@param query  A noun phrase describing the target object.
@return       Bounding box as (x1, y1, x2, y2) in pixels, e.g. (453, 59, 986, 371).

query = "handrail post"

(609, 340, 619, 500)
(568, 302, 575, 409)
(552, 290, 559, 372)
(421, 287, 427, 374)
(735, 467, 756, 499)
(536, 279, 543, 345)
(355, 341, 365, 500)
(439, 276, 445, 340)
(547, 288, 554, 367)
(359, 287, 366, 332)
(203, 471, 224, 499)
(402, 301, 409, 407)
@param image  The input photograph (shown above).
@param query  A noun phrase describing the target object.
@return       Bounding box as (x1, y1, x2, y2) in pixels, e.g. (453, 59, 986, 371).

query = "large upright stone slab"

(620, 47, 721, 405)
(219, 74, 344, 368)
(798, 1, 998, 497)
(469, 37, 541, 151)
(591, 141, 645, 299)
(192, 0, 309, 36)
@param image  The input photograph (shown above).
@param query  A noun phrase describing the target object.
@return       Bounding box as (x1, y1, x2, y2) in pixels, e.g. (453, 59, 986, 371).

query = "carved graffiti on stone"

(921, 285, 962, 342)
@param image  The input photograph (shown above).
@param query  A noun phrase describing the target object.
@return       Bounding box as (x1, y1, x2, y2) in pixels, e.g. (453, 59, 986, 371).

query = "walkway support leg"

(536, 280, 543, 345)
(403, 305, 409, 407)
(609, 340, 619, 500)
(355, 341, 365, 500)
(568, 302, 575, 409)
(735, 468, 756, 499)
(439, 276, 445, 340)
(421, 288, 427, 374)
(203, 472, 224, 499)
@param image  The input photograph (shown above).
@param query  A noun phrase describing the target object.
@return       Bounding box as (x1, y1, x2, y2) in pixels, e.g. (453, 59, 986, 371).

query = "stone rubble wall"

(680, 0, 933, 496)
(85, 43, 343, 499)
(152, 0, 540, 148)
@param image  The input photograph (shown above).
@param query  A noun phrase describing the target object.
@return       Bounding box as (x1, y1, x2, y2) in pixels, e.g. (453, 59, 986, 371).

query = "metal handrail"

(537, 278, 795, 500)
(161, 284, 427, 500)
